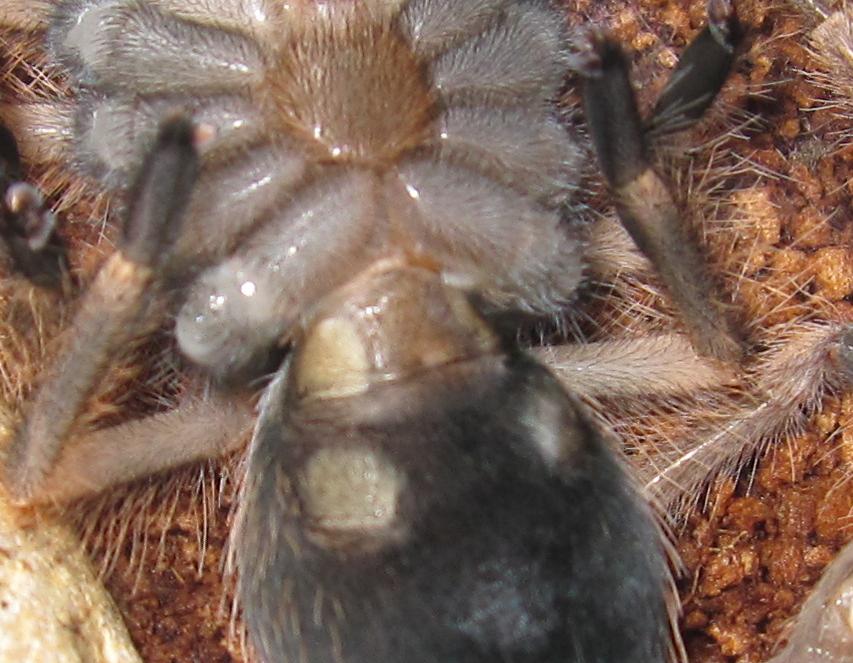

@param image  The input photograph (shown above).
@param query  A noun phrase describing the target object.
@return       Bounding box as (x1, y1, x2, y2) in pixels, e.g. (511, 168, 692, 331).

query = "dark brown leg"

(580, 0, 744, 363)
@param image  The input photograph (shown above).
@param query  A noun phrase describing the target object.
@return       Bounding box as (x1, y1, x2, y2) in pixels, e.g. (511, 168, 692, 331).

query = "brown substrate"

(601, 1, 853, 661)
(99, 478, 241, 663)
(680, 394, 853, 662)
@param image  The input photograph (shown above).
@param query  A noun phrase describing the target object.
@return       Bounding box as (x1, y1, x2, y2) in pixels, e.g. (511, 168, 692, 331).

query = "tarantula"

(0, 0, 851, 661)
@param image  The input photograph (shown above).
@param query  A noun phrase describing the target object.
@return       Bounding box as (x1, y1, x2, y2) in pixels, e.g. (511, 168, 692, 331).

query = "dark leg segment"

(3, 116, 200, 502)
(581, 3, 743, 363)
(647, 0, 740, 136)
(0, 123, 67, 287)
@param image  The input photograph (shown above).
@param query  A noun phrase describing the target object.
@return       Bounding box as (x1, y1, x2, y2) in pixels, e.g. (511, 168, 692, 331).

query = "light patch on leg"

(298, 446, 407, 551)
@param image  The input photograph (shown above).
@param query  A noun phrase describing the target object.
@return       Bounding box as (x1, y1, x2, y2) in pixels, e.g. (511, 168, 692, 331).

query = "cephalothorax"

(0, 1, 851, 662)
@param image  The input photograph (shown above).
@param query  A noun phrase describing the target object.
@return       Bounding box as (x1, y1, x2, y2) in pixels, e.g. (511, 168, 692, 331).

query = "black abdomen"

(237, 356, 671, 663)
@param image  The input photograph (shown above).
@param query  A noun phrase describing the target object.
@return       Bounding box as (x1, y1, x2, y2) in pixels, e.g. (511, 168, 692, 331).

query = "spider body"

(54, 0, 586, 382)
(3, 1, 676, 660)
(2, 0, 851, 662)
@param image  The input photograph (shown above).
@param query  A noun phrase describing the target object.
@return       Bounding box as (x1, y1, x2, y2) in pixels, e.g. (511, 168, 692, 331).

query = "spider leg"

(0, 122, 67, 287)
(23, 395, 254, 505)
(580, 0, 743, 363)
(534, 334, 737, 399)
(646, 0, 740, 136)
(642, 321, 853, 511)
(0, 101, 76, 178)
(3, 116, 200, 503)
(0, 1, 51, 32)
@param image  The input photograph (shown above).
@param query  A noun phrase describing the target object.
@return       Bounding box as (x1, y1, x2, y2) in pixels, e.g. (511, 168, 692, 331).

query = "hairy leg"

(535, 335, 736, 399)
(25, 395, 253, 505)
(0, 0, 51, 31)
(641, 321, 853, 510)
(580, 0, 743, 363)
(3, 117, 201, 502)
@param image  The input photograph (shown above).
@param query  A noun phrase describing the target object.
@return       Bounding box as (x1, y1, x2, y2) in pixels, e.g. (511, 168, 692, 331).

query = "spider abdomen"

(236, 266, 671, 663)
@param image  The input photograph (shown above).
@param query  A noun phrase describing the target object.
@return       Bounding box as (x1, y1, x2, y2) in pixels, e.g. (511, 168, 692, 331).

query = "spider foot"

(647, 0, 741, 136)
(0, 124, 67, 288)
